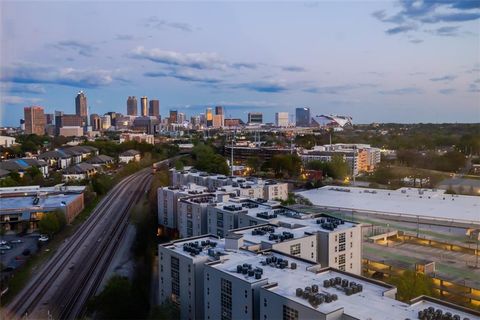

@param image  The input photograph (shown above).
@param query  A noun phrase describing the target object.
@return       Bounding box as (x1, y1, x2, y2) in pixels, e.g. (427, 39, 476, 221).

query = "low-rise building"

(86, 154, 115, 167)
(119, 149, 141, 163)
(0, 158, 49, 178)
(59, 126, 84, 137)
(120, 132, 154, 144)
(0, 135, 17, 148)
(62, 163, 97, 181)
(0, 185, 85, 232)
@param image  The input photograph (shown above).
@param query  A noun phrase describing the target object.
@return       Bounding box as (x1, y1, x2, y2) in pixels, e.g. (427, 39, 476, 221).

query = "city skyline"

(1, 1, 479, 126)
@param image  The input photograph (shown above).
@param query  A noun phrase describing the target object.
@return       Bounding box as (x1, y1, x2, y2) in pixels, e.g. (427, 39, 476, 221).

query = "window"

(339, 264, 346, 271)
(221, 278, 233, 320)
(350, 252, 353, 259)
(339, 243, 346, 252)
(339, 254, 346, 265)
(264, 298, 267, 307)
(339, 232, 346, 243)
(311, 241, 314, 247)
(311, 252, 314, 259)
(335, 246, 337, 252)
(283, 305, 299, 320)
(245, 290, 248, 298)
(290, 244, 301, 255)
(350, 242, 353, 248)
(171, 257, 180, 297)
(350, 263, 353, 269)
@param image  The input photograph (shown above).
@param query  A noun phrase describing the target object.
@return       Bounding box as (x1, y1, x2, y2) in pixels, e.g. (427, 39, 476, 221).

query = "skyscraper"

(206, 107, 213, 127)
(141, 96, 148, 117)
(90, 114, 101, 131)
(169, 110, 178, 124)
(215, 106, 223, 115)
(75, 91, 88, 124)
(24, 106, 46, 135)
(248, 112, 263, 124)
(275, 112, 289, 127)
(149, 99, 160, 117)
(296, 107, 311, 127)
(127, 96, 138, 116)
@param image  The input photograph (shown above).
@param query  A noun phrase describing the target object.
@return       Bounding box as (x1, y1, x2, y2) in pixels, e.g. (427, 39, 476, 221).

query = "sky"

(0, 0, 479, 126)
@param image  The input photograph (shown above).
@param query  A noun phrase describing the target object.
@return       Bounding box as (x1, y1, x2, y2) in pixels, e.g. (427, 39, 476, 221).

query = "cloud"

(281, 66, 306, 72)
(438, 88, 456, 95)
(51, 40, 97, 57)
(1, 83, 46, 94)
(385, 24, 417, 34)
(430, 74, 456, 82)
(378, 87, 423, 95)
(1, 62, 118, 88)
(129, 46, 258, 71)
(429, 25, 460, 36)
(145, 17, 195, 32)
(468, 83, 480, 92)
(304, 83, 377, 94)
(144, 70, 222, 84)
(130, 47, 227, 70)
(115, 34, 136, 41)
(231, 81, 289, 93)
(373, 0, 480, 36)
(409, 39, 424, 43)
(0, 95, 43, 105)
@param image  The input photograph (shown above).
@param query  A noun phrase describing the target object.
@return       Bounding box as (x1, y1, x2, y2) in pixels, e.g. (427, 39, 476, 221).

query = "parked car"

(0, 245, 12, 250)
(10, 239, 23, 244)
(38, 235, 49, 242)
(0, 240, 7, 246)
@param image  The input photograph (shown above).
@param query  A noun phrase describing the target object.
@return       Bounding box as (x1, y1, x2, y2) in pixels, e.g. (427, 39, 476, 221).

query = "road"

(5, 166, 155, 320)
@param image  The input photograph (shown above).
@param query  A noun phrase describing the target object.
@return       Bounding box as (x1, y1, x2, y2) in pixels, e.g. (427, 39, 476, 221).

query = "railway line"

(5, 166, 155, 319)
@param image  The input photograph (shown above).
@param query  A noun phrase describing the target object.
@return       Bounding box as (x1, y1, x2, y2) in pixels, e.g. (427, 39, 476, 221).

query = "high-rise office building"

(141, 96, 148, 117)
(206, 107, 213, 127)
(177, 112, 186, 124)
(90, 114, 101, 131)
(296, 107, 311, 127)
(169, 110, 178, 124)
(149, 99, 160, 117)
(75, 91, 88, 125)
(127, 96, 138, 116)
(24, 106, 46, 135)
(215, 106, 223, 115)
(248, 112, 263, 124)
(106, 112, 118, 126)
(275, 112, 289, 127)
(45, 113, 54, 125)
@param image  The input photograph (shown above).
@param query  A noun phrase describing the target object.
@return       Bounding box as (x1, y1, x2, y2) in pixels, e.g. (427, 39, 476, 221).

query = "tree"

(92, 276, 137, 319)
(191, 143, 229, 175)
(270, 154, 302, 178)
(389, 270, 435, 302)
(174, 159, 184, 170)
(327, 155, 349, 179)
(246, 156, 262, 174)
(38, 210, 66, 237)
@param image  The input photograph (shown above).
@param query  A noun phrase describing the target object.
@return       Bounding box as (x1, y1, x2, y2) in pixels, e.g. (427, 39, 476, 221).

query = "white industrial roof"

(297, 186, 480, 223)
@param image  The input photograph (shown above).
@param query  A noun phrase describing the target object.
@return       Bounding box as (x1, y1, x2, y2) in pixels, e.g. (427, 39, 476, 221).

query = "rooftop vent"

(417, 307, 468, 320)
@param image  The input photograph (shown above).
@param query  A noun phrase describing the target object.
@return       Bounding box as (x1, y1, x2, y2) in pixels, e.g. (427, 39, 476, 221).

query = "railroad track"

(6, 168, 152, 319)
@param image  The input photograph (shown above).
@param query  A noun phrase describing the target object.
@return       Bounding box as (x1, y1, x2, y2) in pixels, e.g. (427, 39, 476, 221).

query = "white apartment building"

(158, 184, 209, 231)
(170, 168, 289, 200)
(207, 198, 362, 274)
(275, 112, 289, 127)
(159, 234, 478, 320)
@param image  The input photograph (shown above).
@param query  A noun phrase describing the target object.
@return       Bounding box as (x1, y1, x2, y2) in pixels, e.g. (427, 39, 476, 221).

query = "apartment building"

(300, 143, 381, 175)
(208, 198, 362, 274)
(159, 234, 478, 320)
(170, 168, 288, 201)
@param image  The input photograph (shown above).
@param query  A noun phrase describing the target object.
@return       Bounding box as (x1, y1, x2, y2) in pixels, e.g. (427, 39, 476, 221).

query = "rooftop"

(297, 186, 480, 223)
(0, 192, 83, 214)
(163, 235, 226, 262)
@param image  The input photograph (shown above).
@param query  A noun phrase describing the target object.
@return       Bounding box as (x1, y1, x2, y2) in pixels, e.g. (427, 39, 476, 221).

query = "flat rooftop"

(0, 193, 82, 213)
(268, 268, 476, 320)
(163, 235, 226, 262)
(297, 186, 480, 223)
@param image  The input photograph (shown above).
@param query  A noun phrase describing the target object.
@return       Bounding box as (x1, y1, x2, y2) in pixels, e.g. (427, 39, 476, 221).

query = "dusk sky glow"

(1, 0, 479, 126)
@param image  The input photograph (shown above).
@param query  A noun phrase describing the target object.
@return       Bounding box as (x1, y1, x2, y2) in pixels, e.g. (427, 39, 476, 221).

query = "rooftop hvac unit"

(291, 262, 297, 270)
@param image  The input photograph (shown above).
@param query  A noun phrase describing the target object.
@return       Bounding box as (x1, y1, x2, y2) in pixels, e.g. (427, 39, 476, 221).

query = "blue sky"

(1, 0, 479, 126)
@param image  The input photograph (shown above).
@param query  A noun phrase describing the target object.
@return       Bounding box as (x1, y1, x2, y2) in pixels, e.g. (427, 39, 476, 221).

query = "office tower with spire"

(149, 99, 160, 117)
(75, 91, 88, 125)
(127, 96, 138, 116)
(141, 96, 148, 116)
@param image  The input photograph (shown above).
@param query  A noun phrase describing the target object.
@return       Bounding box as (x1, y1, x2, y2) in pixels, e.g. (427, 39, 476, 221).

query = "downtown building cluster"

(156, 169, 479, 320)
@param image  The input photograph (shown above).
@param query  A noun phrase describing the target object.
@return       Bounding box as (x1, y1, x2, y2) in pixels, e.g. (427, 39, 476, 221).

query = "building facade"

(149, 99, 160, 117)
(275, 112, 289, 127)
(75, 91, 88, 125)
(141, 96, 148, 117)
(24, 106, 46, 135)
(296, 107, 311, 127)
(248, 112, 263, 124)
(127, 96, 138, 116)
